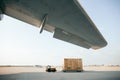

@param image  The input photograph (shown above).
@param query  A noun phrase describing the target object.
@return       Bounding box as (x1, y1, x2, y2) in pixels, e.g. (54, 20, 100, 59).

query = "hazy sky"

(0, 0, 120, 66)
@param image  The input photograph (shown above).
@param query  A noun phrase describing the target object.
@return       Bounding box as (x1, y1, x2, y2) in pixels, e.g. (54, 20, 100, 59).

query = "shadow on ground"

(0, 71, 120, 80)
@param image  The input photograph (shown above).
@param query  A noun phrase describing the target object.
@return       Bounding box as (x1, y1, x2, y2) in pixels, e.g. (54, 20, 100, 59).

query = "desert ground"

(0, 66, 120, 80)
(0, 66, 120, 74)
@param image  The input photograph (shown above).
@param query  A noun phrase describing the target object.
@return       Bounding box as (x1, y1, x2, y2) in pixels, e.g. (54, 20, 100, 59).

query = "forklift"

(46, 65, 57, 72)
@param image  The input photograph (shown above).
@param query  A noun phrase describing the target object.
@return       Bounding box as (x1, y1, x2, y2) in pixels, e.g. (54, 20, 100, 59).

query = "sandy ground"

(0, 66, 46, 75)
(84, 66, 120, 71)
(0, 66, 120, 75)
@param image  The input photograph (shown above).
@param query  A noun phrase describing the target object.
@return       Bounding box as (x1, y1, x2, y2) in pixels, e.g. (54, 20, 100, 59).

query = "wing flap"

(54, 28, 91, 49)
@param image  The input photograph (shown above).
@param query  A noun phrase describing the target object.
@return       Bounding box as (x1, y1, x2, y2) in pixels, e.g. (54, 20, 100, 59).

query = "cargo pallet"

(63, 58, 83, 72)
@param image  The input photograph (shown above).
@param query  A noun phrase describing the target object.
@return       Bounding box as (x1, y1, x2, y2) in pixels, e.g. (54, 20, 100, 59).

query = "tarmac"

(0, 71, 120, 80)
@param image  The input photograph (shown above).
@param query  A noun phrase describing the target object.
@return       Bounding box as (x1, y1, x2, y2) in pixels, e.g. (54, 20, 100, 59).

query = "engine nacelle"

(0, 0, 4, 20)
(0, 10, 3, 20)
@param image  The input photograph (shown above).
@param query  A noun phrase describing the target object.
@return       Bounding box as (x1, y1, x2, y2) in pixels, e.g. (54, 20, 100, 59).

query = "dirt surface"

(0, 66, 120, 75)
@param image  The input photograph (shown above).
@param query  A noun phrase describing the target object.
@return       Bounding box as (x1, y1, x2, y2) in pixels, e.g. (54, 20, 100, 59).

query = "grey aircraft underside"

(0, 0, 107, 50)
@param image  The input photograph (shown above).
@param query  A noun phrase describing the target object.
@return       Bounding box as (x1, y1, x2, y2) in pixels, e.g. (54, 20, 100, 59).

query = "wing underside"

(1, 0, 107, 49)
(54, 28, 91, 49)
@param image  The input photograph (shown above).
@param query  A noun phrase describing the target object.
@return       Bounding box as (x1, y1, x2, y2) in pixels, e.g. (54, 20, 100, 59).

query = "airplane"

(0, 0, 107, 50)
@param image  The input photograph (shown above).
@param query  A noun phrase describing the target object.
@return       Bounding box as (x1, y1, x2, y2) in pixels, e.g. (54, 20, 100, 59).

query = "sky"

(0, 0, 120, 66)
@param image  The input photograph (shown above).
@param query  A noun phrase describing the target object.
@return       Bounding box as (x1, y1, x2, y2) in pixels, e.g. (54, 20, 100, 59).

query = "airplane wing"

(0, 0, 107, 49)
